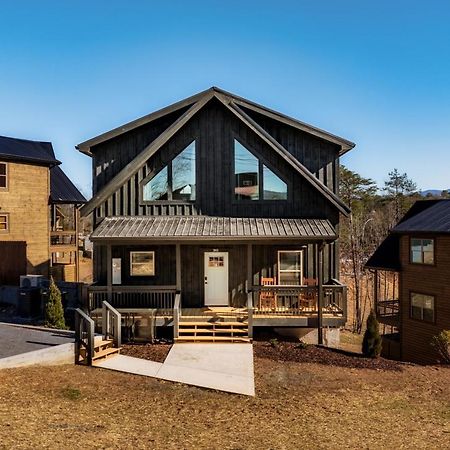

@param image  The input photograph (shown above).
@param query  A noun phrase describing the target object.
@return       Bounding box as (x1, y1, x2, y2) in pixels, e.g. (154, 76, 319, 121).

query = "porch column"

(246, 244, 252, 293)
(75, 204, 80, 282)
(374, 269, 379, 315)
(176, 244, 181, 291)
(106, 243, 112, 301)
(317, 242, 324, 345)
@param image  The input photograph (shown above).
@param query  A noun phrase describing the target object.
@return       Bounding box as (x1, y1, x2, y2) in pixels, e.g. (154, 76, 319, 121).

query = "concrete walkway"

(0, 322, 73, 359)
(95, 343, 255, 396)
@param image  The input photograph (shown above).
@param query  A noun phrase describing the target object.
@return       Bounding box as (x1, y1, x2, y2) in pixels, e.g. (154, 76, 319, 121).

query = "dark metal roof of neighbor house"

(365, 234, 401, 271)
(393, 200, 450, 234)
(50, 166, 87, 204)
(91, 216, 337, 241)
(0, 135, 60, 166)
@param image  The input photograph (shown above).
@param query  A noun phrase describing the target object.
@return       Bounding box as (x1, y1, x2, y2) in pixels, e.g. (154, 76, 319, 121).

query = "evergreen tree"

(45, 277, 66, 329)
(384, 169, 418, 221)
(362, 310, 382, 358)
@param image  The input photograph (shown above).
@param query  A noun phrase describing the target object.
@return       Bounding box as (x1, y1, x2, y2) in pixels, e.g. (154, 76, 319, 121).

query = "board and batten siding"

(0, 160, 50, 278)
(399, 234, 450, 364)
(90, 99, 341, 225)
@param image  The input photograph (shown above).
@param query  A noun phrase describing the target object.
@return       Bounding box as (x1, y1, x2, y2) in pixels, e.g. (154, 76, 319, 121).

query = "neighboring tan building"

(0, 136, 86, 284)
(366, 200, 450, 364)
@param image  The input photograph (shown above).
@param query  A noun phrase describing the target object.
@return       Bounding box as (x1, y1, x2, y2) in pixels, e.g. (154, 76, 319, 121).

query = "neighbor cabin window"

(234, 139, 287, 201)
(410, 292, 435, 322)
(0, 163, 7, 189)
(0, 214, 9, 232)
(410, 238, 434, 265)
(130, 251, 155, 276)
(143, 141, 196, 202)
(278, 251, 303, 285)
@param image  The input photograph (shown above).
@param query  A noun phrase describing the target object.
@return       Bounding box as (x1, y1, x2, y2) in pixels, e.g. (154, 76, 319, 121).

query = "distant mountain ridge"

(420, 189, 450, 197)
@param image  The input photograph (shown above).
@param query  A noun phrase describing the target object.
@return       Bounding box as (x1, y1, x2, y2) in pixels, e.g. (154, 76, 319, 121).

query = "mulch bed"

(253, 340, 405, 371)
(120, 342, 172, 363)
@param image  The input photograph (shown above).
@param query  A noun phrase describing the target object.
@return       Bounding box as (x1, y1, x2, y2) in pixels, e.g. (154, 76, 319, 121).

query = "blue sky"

(1, 1, 449, 197)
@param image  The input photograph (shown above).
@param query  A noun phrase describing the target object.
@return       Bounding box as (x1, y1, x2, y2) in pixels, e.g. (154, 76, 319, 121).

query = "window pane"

(411, 250, 422, 263)
(131, 252, 154, 276)
(422, 240, 434, 264)
(411, 306, 422, 320)
(411, 294, 421, 308)
(263, 165, 287, 200)
(0, 175, 6, 188)
(143, 167, 168, 201)
(280, 252, 301, 271)
(234, 140, 259, 200)
(279, 271, 301, 285)
(423, 308, 434, 322)
(172, 142, 196, 201)
(0, 215, 7, 230)
(0, 164, 6, 175)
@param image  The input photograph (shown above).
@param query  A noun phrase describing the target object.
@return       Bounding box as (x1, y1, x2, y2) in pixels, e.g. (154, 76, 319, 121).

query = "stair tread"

(94, 339, 114, 350)
(93, 347, 121, 361)
(179, 328, 248, 333)
(179, 321, 248, 326)
(175, 336, 251, 342)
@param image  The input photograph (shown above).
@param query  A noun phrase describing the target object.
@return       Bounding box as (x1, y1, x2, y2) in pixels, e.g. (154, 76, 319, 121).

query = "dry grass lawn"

(0, 353, 449, 449)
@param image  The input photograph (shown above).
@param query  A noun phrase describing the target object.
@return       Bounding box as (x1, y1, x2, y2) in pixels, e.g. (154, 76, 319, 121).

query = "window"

(0, 163, 7, 189)
(410, 292, 435, 322)
(234, 139, 287, 201)
(130, 251, 155, 276)
(278, 251, 303, 285)
(410, 238, 434, 264)
(208, 256, 224, 267)
(0, 214, 8, 232)
(143, 141, 196, 202)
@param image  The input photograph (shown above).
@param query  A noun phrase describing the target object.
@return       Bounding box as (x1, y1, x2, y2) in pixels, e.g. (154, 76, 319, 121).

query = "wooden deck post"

(176, 243, 181, 291)
(106, 244, 112, 302)
(374, 269, 378, 316)
(75, 204, 80, 282)
(317, 242, 324, 346)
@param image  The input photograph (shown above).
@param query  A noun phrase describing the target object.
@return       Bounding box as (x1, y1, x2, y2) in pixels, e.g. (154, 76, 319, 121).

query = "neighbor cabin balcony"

(376, 299, 400, 327)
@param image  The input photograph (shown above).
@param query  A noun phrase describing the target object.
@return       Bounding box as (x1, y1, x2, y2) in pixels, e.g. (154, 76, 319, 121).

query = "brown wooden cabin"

(366, 200, 450, 364)
(77, 86, 355, 342)
(0, 136, 86, 285)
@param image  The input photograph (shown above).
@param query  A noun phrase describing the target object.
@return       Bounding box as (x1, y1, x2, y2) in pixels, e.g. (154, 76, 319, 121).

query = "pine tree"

(45, 277, 66, 329)
(362, 310, 382, 358)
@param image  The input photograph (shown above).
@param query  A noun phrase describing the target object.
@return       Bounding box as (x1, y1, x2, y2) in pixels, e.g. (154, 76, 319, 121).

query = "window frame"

(277, 250, 303, 286)
(409, 291, 435, 324)
(0, 162, 8, 191)
(140, 140, 196, 204)
(409, 237, 435, 266)
(0, 213, 9, 233)
(232, 136, 289, 203)
(129, 251, 155, 277)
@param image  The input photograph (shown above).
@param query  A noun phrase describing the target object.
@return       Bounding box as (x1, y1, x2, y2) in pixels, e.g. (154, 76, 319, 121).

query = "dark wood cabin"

(366, 200, 450, 364)
(78, 87, 355, 342)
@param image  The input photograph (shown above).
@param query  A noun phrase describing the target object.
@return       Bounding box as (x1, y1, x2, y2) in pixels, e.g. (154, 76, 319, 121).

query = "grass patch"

(61, 387, 82, 400)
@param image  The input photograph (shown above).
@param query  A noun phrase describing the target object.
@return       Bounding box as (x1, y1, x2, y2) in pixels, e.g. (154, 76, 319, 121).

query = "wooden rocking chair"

(259, 277, 277, 310)
(300, 278, 318, 310)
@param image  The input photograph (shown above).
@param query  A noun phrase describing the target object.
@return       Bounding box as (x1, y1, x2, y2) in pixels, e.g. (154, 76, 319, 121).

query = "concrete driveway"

(0, 323, 73, 359)
(96, 343, 255, 396)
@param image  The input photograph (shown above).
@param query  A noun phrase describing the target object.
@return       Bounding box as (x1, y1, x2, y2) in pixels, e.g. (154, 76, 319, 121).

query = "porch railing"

(377, 299, 400, 320)
(102, 301, 121, 347)
(251, 280, 347, 316)
(74, 308, 94, 365)
(173, 292, 181, 339)
(87, 285, 177, 311)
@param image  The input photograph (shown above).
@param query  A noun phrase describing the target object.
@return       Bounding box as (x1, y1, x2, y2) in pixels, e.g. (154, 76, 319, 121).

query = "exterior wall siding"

(0, 161, 50, 277)
(399, 234, 450, 364)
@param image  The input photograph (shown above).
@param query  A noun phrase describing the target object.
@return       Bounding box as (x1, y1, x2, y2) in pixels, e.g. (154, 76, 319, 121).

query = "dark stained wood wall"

(91, 99, 340, 226)
(0, 241, 27, 285)
(399, 234, 450, 364)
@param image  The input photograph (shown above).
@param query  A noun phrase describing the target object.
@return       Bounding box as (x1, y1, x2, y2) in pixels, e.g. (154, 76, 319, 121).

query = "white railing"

(173, 292, 181, 339)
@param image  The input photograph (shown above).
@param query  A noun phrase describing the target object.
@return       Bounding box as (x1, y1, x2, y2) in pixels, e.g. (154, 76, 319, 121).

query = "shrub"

(362, 310, 382, 358)
(431, 330, 450, 364)
(269, 338, 279, 348)
(44, 277, 66, 329)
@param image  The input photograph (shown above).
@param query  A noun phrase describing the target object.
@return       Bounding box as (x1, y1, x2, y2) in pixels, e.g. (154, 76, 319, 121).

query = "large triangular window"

(234, 139, 287, 201)
(143, 141, 196, 201)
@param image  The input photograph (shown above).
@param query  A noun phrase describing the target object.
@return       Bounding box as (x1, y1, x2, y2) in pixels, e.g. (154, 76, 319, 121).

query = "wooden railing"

(251, 281, 347, 316)
(377, 299, 399, 319)
(173, 292, 181, 339)
(74, 308, 94, 365)
(87, 285, 177, 311)
(50, 230, 77, 252)
(102, 301, 121, 347)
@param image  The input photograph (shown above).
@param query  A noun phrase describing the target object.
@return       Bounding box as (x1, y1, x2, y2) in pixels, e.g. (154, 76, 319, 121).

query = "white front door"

(204, 252, 229, 306)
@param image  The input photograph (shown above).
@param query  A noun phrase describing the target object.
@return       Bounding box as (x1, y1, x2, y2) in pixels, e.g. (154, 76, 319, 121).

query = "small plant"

(296, 340, 308, 350)
(362, 310, 382, 358)
(61, 387, 81, 400)
(431, 330, 450, 364)
(269, 338, 279, 348)
(44, 277, 66, 329)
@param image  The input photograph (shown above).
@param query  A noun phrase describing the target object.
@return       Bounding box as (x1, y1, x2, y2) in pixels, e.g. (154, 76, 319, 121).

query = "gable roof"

(392, 200, 450, 234)
(365, 234, 401, 271)
(0, 135, 60, 166)
(76, 87, 355, 156)
(78, 90, 351, 217)
(50, 166, 87, 204)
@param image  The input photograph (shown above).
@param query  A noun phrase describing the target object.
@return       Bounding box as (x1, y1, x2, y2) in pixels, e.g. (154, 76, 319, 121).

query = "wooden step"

(175, 336, 251, 342)
(178, 328, 248, 334)
(92, 347, 121, 362)
(94, 339, 114, 351)
(179, 321, 248, 327)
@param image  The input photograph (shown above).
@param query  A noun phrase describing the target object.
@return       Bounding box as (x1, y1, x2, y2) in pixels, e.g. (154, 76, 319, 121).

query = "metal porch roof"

(91, 216, 337, 241)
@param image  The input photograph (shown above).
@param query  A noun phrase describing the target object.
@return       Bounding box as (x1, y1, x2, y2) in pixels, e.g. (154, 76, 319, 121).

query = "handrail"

(74, 308, 95, 366)
(88, 285, 177, 292)
(247, 290, 254, 339)
(102, 301, 122, 347)
(173, 292, 181, 340)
